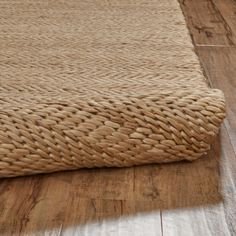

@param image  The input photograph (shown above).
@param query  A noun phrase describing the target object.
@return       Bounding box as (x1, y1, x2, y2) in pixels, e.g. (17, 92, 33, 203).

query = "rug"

(0, 0, 225, 177)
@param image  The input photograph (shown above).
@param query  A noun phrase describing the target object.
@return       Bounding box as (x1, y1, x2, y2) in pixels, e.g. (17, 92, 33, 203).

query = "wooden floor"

(0, 0, 236, 235)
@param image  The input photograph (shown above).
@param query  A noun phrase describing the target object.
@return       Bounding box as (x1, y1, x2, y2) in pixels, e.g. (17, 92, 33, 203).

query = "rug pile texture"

(0, 0, 225, 177)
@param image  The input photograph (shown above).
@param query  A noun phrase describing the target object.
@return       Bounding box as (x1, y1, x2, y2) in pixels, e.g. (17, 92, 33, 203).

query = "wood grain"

(213, 0, 236, 45)
(180, 0, 236, 46)
(0, 0, 236, 235)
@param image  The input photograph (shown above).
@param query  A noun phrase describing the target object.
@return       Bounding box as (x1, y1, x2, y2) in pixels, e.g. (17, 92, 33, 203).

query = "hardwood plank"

(60, 199, 162, 236)
(0, 167, 163, 235)
(21, 198, 163, 236)
(179, 0, 235, 46)
(162, 206, 231, 236)
(213, 0, 236, 42)
(162, 126, 236, 235)
(134, 153, 221, 209)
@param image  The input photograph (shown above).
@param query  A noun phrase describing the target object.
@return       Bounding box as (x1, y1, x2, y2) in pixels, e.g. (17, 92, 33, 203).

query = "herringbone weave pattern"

(0, 0, 225, 177)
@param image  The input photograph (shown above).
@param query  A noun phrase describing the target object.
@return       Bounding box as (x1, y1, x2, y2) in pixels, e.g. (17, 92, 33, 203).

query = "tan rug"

(0, 0, 225, 177)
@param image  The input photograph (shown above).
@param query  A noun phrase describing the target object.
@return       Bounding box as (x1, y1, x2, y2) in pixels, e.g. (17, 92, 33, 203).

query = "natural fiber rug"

(0, 0, 225, 177)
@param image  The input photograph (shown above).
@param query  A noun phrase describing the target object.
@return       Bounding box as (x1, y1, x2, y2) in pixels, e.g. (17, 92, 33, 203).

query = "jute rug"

(0, 0, 225, 177)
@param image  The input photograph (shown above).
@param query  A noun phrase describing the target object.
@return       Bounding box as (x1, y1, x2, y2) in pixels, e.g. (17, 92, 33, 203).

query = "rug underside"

(0, 0, 225, 177)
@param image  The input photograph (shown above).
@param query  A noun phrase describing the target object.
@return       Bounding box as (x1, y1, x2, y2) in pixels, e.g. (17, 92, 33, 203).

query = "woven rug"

(0, 0, 225, 177)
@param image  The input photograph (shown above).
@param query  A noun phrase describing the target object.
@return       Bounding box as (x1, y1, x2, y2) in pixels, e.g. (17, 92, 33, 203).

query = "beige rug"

(0, 0, 225, 177)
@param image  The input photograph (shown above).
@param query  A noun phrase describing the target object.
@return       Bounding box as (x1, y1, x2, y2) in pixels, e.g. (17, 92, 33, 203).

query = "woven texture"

(0, 0, 225, 177)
